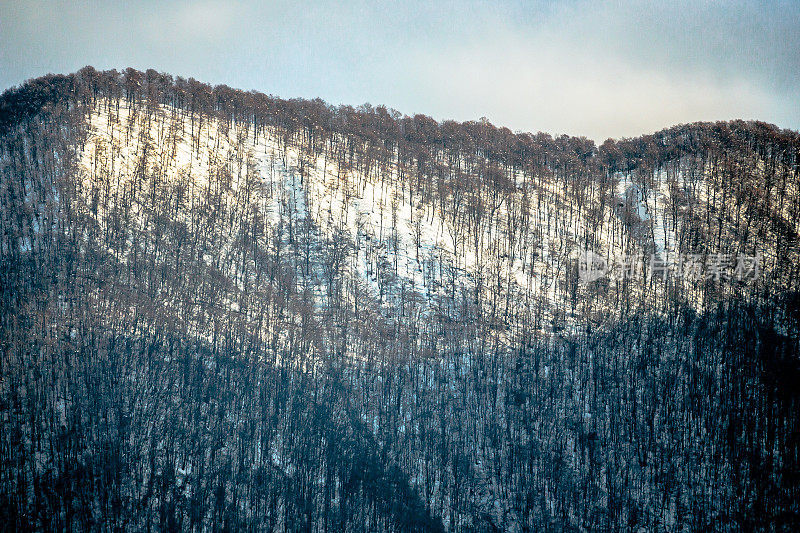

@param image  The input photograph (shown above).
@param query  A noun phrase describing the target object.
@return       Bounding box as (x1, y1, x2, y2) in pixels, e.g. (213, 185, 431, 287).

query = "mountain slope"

(1, 67, 799, 531)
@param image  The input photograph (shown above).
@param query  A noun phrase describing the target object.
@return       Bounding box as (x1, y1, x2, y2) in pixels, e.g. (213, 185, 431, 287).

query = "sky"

(1, 0, 798, 141)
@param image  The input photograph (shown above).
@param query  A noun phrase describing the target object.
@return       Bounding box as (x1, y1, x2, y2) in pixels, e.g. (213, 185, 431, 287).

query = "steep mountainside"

(2, 67, 799, 531)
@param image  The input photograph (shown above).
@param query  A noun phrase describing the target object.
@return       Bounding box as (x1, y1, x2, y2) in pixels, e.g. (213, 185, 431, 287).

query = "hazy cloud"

(1, 0, 797, 140)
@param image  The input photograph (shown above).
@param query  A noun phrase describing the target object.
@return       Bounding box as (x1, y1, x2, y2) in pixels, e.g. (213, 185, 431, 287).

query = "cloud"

(405, 2, 796, 139)
(143, 1, 242, 44)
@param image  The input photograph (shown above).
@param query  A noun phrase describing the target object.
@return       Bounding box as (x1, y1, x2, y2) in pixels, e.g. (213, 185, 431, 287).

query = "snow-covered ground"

(76, 99, 782, 354)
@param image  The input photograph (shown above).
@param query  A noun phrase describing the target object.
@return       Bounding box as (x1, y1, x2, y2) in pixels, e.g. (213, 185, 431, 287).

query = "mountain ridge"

(1, 66, 799, 531)
(2, 67, 799, 160)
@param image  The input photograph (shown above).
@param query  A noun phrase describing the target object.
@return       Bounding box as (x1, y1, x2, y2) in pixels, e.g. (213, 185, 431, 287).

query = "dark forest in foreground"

(1, 67, 799, 531)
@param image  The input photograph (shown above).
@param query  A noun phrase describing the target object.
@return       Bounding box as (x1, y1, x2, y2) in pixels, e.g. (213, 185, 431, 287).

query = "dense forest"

(1, 67, 799, 531)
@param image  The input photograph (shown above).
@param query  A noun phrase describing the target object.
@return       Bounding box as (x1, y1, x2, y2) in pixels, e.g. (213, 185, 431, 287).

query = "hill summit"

(1, 67, 799, 531)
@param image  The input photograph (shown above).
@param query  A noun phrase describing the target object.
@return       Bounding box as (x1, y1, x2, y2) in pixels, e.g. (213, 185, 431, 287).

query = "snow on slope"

(78, 100, 736, 351)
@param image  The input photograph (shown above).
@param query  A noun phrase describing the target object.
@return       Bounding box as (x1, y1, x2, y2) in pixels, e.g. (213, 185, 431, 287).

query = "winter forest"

(1, 67, 799, 531)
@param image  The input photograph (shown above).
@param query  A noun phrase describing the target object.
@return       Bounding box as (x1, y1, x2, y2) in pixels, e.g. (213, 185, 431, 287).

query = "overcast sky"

(1, 0, 798, 141)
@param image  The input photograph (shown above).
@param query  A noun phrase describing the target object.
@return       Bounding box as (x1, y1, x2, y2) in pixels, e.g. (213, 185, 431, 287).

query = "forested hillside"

(1, 67, 799, 531)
